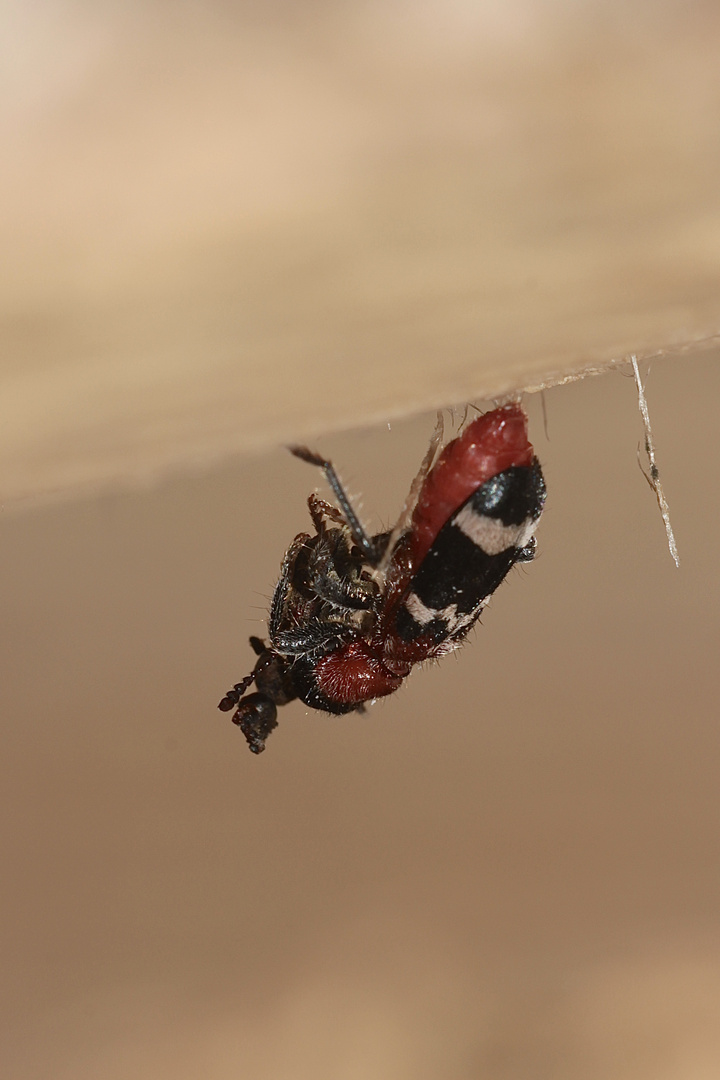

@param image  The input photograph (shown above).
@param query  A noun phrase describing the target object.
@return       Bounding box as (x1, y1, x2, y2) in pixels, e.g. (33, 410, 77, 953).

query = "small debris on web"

(631, 357, 679, 568)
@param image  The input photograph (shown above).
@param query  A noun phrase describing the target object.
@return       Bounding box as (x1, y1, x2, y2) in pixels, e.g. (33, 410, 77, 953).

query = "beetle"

(219, 403, 546, 753)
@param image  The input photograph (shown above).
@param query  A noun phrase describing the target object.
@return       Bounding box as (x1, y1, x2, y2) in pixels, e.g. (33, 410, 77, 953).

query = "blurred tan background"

(4, 357, 720, 1079)
(2, 1, 720, 1078)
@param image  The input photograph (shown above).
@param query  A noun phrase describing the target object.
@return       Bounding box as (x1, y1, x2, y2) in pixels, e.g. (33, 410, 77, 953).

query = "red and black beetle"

(219, 404, 546, 753)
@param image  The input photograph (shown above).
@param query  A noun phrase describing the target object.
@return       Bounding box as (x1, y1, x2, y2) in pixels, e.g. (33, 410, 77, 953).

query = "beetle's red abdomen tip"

(454, 404, 534, 479)
(466, 403, 530, 456)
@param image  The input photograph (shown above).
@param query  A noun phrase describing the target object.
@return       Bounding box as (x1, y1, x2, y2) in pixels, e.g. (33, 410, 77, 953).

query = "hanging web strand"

(631, 357, 680, 568)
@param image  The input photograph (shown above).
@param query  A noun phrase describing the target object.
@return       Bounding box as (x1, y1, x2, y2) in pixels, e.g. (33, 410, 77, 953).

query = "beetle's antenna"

(217, 670, 256, 711)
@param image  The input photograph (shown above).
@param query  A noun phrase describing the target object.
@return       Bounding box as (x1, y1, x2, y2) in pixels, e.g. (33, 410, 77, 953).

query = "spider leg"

(289, 446, 379, 565)
(378, 412, 444, 572)
(307, 492, 347, 534)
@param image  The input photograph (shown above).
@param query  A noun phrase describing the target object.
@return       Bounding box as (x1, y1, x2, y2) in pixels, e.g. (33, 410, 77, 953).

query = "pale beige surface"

(2, 0, 720, 505)
(2, 355, 720, 1078)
